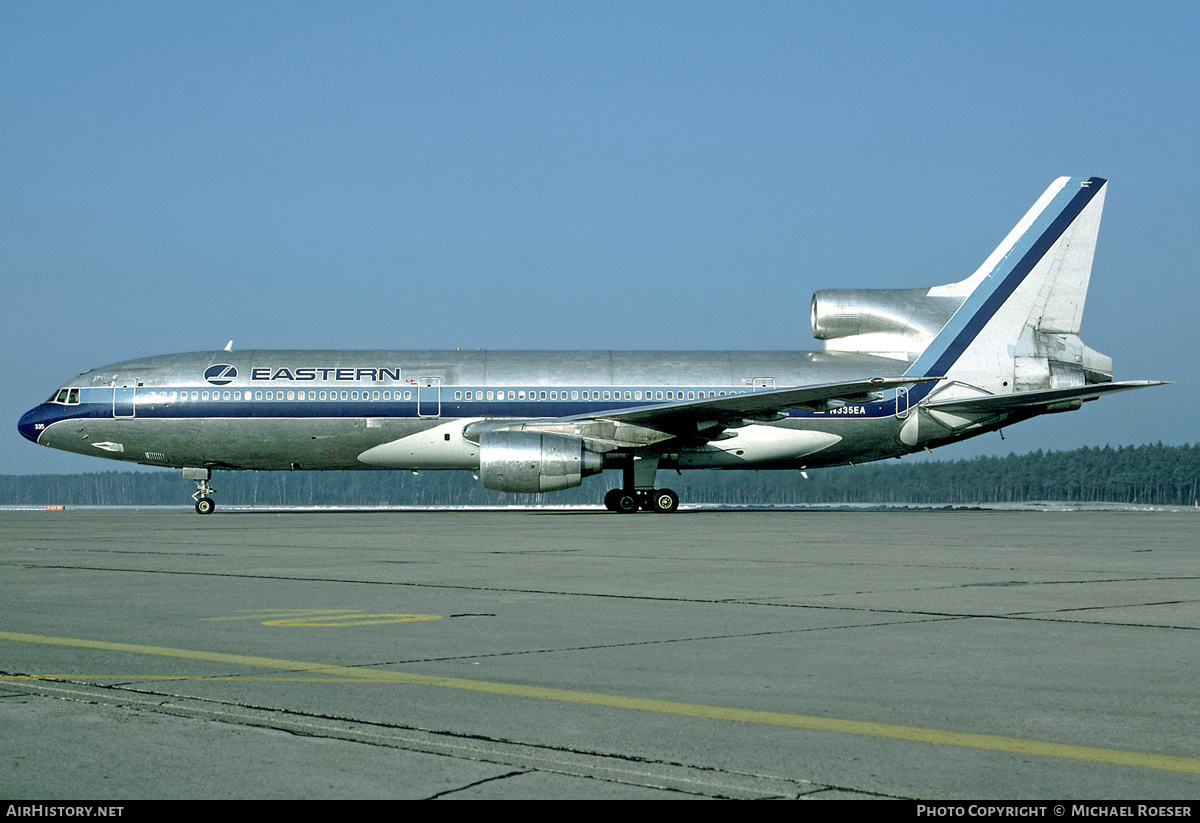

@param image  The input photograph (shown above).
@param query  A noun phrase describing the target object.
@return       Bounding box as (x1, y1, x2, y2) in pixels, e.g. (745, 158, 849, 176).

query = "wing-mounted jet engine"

(477, 430, 605, 494)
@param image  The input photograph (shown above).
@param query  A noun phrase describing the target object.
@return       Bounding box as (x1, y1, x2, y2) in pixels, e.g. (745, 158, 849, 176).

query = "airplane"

(19, 176, 1165, 514)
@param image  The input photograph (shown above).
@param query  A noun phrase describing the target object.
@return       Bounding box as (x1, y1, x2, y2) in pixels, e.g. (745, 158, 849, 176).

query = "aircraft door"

(417, 377, 440, 418)
(895, 386, 910, 419)
(113, 386, 136, 418)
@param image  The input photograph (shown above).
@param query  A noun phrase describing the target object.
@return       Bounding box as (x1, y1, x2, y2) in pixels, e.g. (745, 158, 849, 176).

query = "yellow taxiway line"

(4, 629, 1197, 775)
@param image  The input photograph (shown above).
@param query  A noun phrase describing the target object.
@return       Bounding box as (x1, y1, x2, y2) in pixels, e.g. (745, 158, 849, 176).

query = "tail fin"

(905, 176, 1112, 395)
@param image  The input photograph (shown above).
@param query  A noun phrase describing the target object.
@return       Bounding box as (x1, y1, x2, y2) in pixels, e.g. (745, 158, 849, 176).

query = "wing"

(566, 376, 937, 432)
(464, 376, 939, 452)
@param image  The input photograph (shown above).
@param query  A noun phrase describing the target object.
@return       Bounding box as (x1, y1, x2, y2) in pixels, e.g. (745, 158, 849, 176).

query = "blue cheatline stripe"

(903, 177, 1106, 397)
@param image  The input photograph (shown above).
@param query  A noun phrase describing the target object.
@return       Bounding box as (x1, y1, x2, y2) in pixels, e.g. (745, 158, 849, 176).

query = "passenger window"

(540, 391, 547, 400)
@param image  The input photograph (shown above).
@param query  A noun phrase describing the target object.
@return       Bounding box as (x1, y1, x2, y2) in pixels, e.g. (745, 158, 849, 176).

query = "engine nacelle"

(811, 288, 962, 359)
(478, 431, 604, 493)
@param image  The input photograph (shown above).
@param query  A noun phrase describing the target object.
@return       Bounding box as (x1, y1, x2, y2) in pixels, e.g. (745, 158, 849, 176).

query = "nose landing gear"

(184, 467, 216, 515)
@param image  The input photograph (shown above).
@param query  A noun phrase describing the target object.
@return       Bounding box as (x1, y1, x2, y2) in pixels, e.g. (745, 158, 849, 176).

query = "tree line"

(2, 442, 1197, 508)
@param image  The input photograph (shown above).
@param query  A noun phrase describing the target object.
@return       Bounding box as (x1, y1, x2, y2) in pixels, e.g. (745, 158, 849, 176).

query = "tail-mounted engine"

(811, 288, 963, 360)
(478, 430, 604, 493)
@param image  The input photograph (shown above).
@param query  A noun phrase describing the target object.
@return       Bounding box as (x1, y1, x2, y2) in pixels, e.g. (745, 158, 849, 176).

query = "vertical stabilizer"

(906, 177, 1110, 395)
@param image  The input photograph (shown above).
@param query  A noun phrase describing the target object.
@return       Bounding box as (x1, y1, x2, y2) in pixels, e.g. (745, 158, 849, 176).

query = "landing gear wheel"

(604, 489, 623, 511)
(189, 470, 217, 515)
(615, 493, 639, 514)
(650, 489, 679, 514)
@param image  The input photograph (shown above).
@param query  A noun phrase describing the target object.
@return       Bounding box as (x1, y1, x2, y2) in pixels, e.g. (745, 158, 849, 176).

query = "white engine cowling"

(478, 431, 604, 493)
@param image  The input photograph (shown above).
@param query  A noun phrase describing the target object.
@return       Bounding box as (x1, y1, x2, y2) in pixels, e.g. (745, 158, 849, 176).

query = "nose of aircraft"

(18, 405, 50, 443)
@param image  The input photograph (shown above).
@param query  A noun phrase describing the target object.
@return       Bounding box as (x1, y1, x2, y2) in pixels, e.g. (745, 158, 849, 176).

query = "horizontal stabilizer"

(924, 381, 1167, 414)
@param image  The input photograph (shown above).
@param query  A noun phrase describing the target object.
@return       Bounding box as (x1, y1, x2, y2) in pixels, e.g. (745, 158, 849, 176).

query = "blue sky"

(3, 1, 1197, 474)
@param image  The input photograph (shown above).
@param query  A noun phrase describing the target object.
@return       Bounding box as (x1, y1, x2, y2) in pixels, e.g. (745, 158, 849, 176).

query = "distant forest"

(3, 443, 1198, 508)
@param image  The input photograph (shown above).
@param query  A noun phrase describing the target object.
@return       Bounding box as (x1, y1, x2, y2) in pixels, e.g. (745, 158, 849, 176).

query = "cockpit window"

(48, 388, 81, 405)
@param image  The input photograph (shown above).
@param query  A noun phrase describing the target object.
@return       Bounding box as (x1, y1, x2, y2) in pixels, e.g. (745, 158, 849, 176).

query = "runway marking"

(200, 609, 442, 627)
(262, 613, 441, 627)
(200, 609, 358, 621)
(4, 629, 1199, 776)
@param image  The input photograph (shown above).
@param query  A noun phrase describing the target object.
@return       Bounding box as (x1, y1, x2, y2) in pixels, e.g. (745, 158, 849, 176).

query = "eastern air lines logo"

(204, 365, 238, 386)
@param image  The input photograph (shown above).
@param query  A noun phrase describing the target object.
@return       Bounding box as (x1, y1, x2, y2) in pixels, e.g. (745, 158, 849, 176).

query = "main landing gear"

(604, 487, 679, 514)
(603, 455, 680, 513)
(184, 467, 216, 515)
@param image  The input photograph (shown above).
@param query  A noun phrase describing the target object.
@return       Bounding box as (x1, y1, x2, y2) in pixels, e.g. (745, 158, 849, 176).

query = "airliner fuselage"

(20, 348, 912, 475)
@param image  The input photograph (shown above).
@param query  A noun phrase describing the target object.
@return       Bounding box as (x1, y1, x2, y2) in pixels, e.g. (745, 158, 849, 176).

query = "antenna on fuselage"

(224, 341, 233, 351)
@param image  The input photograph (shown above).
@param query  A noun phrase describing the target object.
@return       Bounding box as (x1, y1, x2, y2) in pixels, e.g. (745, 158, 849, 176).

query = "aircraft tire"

(650, 489, 679, 514)
(195, 496, 216, 515)
(615, 493, 639, 514)
(604, 489, 622, 511)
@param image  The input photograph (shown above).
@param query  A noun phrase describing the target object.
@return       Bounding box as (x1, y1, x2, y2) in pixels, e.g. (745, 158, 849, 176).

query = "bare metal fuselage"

(23, 348, 924, 474)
